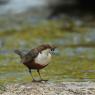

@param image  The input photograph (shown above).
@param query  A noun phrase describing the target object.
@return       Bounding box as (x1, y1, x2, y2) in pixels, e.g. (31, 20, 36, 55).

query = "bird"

(14, 44, 56, 82)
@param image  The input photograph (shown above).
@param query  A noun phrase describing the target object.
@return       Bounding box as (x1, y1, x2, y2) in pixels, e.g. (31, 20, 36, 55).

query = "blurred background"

(0, 0, 95, 85)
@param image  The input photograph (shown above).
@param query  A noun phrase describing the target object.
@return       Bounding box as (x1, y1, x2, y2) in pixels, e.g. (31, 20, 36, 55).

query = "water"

(0, 0, 46, 14)
(0, 29, 95, 84)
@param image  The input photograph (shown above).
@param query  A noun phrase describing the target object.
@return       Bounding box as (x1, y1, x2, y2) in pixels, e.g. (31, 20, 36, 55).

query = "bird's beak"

(50, 50, 55, 55)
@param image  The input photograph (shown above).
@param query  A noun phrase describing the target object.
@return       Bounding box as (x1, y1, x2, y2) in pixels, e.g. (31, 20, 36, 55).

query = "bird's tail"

(14, 50, 24, 58)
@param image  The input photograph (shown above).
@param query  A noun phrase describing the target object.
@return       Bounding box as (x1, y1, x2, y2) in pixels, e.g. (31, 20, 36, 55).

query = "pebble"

(1, 82, 95, 95)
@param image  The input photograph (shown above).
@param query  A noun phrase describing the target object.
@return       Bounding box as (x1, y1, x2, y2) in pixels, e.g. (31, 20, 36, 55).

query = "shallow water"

(0, 29, 95, 84)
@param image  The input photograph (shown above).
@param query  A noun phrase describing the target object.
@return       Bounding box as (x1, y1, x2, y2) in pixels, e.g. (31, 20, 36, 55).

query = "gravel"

(1, 82, 95, 95)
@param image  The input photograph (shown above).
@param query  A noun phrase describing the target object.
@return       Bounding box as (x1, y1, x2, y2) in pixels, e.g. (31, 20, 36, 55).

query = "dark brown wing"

(22, 49, 39, 63)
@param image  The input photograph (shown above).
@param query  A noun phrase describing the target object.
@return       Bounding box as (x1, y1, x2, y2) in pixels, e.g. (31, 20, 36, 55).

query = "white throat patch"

(35, 49, 51, 65)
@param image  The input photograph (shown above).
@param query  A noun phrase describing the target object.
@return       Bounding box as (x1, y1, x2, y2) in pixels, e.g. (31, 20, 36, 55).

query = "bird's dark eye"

(51, 49, 54, 51)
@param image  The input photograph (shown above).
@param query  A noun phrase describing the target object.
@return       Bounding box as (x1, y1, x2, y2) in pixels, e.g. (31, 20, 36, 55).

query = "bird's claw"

(40, 79, 48, 82)
(32, 79, 48, 82)
(32, 79, 37, 82)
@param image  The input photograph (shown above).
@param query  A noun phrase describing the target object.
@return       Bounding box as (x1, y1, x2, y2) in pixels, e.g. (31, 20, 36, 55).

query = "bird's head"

(38, 44, 56, 55)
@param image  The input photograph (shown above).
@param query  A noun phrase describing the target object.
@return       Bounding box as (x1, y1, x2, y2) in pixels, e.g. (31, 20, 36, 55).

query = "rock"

(1, 82, 95, 95)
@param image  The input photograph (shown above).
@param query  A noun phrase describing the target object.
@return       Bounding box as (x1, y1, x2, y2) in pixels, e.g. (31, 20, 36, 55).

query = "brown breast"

(23, 60, 48, 70)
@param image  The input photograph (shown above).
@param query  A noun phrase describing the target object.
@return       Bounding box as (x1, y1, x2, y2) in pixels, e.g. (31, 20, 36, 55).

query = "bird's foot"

(32, 79, 48, 82)
(32, 79, 38, 82)
(40, 79, 48, 82)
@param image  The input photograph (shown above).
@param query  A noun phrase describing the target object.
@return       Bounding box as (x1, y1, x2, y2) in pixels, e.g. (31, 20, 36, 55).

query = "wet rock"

(1, 82, 95, 95)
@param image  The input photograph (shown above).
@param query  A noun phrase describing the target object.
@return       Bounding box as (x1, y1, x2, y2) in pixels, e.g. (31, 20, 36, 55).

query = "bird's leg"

(37, 70, 48, 82)
(29, 69, 36, 82)
(37, 69, 42, 80)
